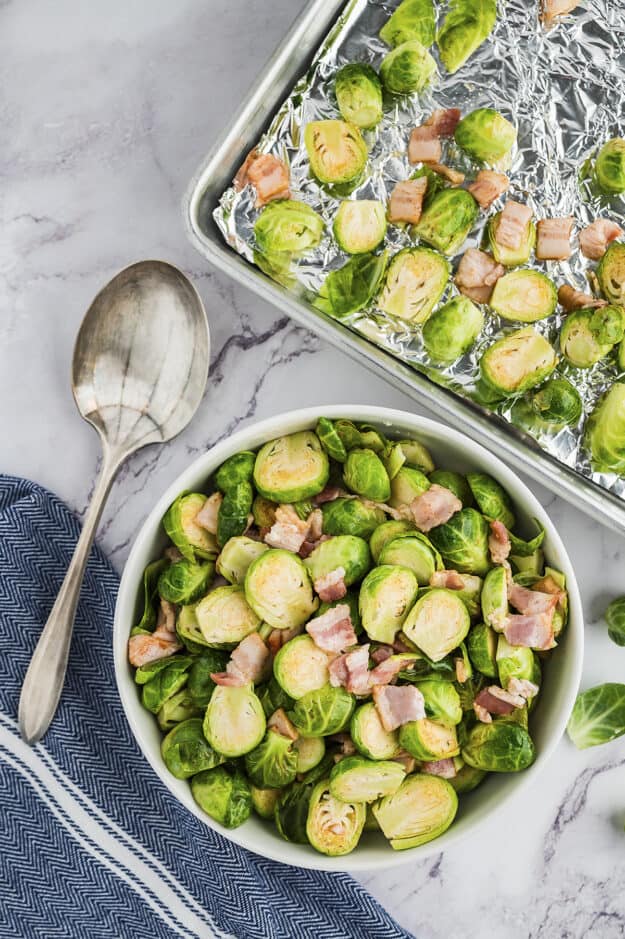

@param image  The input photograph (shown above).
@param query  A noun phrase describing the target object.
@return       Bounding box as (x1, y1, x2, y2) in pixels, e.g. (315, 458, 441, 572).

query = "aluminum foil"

(214, 0, 625, 499)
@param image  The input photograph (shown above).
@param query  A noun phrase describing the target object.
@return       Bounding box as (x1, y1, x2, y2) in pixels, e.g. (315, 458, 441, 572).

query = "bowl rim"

(113, 404, 584, 871)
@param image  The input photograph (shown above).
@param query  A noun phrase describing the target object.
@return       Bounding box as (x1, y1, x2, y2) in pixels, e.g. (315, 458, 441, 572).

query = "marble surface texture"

(2, 2, 625, 936)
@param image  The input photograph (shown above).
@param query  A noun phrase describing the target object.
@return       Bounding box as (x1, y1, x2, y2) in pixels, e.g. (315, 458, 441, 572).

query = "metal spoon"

(18, 260, 209, 744)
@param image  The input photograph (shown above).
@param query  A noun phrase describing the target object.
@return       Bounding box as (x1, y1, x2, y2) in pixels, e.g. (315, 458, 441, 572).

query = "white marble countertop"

(2, 1, 625, 936)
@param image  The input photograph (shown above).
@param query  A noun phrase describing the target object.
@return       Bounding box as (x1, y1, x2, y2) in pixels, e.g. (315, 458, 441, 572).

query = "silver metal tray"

(184, 0, 625, 536)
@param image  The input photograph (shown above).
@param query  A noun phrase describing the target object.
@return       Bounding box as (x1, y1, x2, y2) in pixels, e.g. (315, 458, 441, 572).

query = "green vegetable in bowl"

(418, 680, 463, 726)
(133, 558, 168, 633)
(157, 559, 213, 605)
(329, 756, 406, 802)
(586, 384, 625, 475)
(351, 702, 400, 760)
(304, 535, 371, 586)
(305, 120, 368, 185)
(191, 766, 252, 829)
(291, 685, 355, 737)
(217, 481, 253, 547)
(245, 730, 298, 789)
(195, 585, 260, 648)
(315, 252, 388, 318)
(389, 466, 430, 507)
(462, 720, 535, 771)
(215, 451, 256, 492)
(316, 417, 348, 462)
(343, 448, 391, 501)
(605, 597, 625, 646)
(258, 677, 293, 718)
(454, 108, 517, 164)
(380, 0, 436, 47)
(246, 549, 318, 629)
(567, 683, 625, 749)
(163, 493, 217, 561)
(333, 200, 387, 253)
(481, 565, 508, 631)
(496, 636, 540, 692)
(488, 211, 536, 267)
(161, 718, 224, 779)
(597, 243, 625, 305)
(186, 651, 229, 707)
(294, 735, 326, 774)
(377, 247, 450, 322)
(372, 774, 458, 849)
(370, 519, 415, 561)
(306, 780, 366, 855)
(359, 564, 419, 643)
(466, 622, 498, 677)
(378, 534, 441, 585)
(490, 270, 557, 323)
(157, 689, 202, 731)
(479, 327, 556, 397)
(403, 588, 471, 660)
(396, 438, 435, 473)
(399, 718, 460, 760)
(250, 786, 281, 819)
(467, 473, 515, 529)
(254, 432, 329, 502)
(322, 498, 386, 538)
(335, 64, 383, 130)
(594, 138, 625, 195)
(216, 536, 269, 585)
(414, 189, 479, 256)
(429, 471, 472, 507)
(429, 508, 491, 576)
(423, 296, 484, 363)
(273, 635, 330, 699)
(379, 40, 437, 95)
(437, 0, 497, 74)
(254, 201, 324, 254)
(204, 685, 266, 758)
(141, 656, 193, 714)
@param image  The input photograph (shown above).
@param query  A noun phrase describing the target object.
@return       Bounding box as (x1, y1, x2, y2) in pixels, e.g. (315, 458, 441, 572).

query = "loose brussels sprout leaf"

(423, 296, 484, 363)
(379, 40, 437, 95)
(402, 588, 470, 661)
(359, 564, 419, 644)
(379, 0, 436, 47)
(191, 766, 252, 829)
(305, 534, 372, 587)
(217, 481, 254, 548)
(415, 189, 479, 256)
(389, 465, 430, 507)
(488, 212, 536, 267)
(396, 438, 436, 473)
(294, 735, 326, 774)
(273, 635, 330, 699)
(335, 64, 383, 130)
(521, 378, 583, 429)
(275, 781, 314, 843)
(383, 442, 406, 480)
(597, 243, 625, 305)
(351, 701, 400, 760)
(466, 622, 498, 677)
(258, 677, 294, 718)
(306, 779, 366, 855)
(437, 0, 497, 74)
(490, 270, 557, 323)
(448, 761, 487, 793)
(509, 548, 544, 575)
(418, 680, 463, 726)
(462, 720, 535, 771)
(163, 493, 217, 561)
(605, 597, 625, 647)
(215, 451, 255, 492)
(203, 684, 266, 758)
(157, 688, 202, 731)
(333, 200, 387, 255)
(161, 718, 224, 779)
(467, 473, 515, 529)
(216, 536, 269, 585)
(141, 656, 192, 714)
(330, 756, 406, 803)
(429, 508, 491, 576)
(134, 558, 168, 632)
(372, 773, 458, 849)
(315, 251, 388, 318)
(253, 248, 297, 289)
(594, 138, 625, 194)
(429, 470, 472, 507)
(586, 384, 625, 475)
(560, 307, 623, 368)
(244, 729, 298, 789)
(316, 417, 347, 462)
(454, 108, 517, 164)
(157, 559, 214, 605)
(378, 247, 450, 322)
(195, 585, 260, 648)
(134, 656, 181, 686)
(507, 521, 546, 557)
(479, 327, 556, 397)
(305, 120, 368, 185)
(186, 650, 229, 707)
(250, 785, 282, 820)
(399, 717, 460, 760)
(566, 682, 625, 749)
(496, 635, 540, 691)
(378, 534, 441, 586)
(254, 431, 329, 502)
(255, 200, 324, 254)
(480, 565, 509, 632)
(291, 685, 356, 737)
(322, 498, 385, 538)
(343, 448, 391, 502)
(369, 519, 415, 562)
(246, 549, 318, 630)
(335, 419, 363, 451)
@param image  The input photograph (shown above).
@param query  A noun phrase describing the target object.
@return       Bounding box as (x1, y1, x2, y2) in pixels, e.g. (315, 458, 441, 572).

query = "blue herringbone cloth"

(0, 475, 412, 939)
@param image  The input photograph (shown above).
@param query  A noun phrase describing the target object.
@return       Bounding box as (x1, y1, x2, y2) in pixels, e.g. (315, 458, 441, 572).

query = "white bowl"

(114, 405, 583, 871)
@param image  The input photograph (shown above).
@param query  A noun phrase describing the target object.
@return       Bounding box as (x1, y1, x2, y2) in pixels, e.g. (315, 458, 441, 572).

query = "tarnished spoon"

(18, 260, 209, 744)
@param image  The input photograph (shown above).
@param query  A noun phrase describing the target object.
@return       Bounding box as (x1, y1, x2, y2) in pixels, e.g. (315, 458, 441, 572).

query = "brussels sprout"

(399, 717, 460, 760)
(203, 684, 266, 758)
(462, 720, 535, 772)
(370, 519, 415, 561)
(437, 0, 497, 74)
(418, 680, 463, 726)
(415, 189, 479, 256)
(396, 438, 436, 473)
(430, 471, 472, 508)
(163, 493, 217, 561)
(252, 495, 277, 529)
(343, 448, 391, 502)
(305, 120, 368, 185)
(294, 735, 326, 774)
(254, 431, 329, 503)
(216, 481, 253, 547)
(594, 138, 625, 194)
(258, 677, 294, 718)
(429, 508, 491, 576)
(509, 548, 544, 576)
(488, 211, 536, 267)
(215, 451, 255, 492)
(161, 718, 224, 779)
(479, 327, 556, 397)
(597, 243, 625, 305)
(141, 656, 193, 714)
(305, 535, 372, 587)
(216, 536, 269, 586)
(507, 523, 546, 561)
(335, 64, 383, 130)
(254, 248, 296, 289)
(423, 296, 484, 363)
(134, 558, 168, 632)
(157, 560, 213, 606)
(250, 786, 282, 819)
(357, 422, 389, 453)
(359, 564, 419, 644)
(560, 306, 623, 368)
(274, 781, 314, 843)
(490, 270, 557, 323)
(378, 247, 450, 322)
(448, 760, 487, 793)
(402, 588, 471, 661)
(518, 378, 583, 430)
(291, 685, 356, 737)
(133, 655, 182, 686)
(467, 622, 498, 677)
(379, 39, 437, 95)
(496, 635, 540, 692)
(194, 585, 260, 648)
(306, 779, 366, 855)
(322, 498, 385, 538)
(186, 650, 229, 707)
(330, 756, 406, 803)
(566, 682, 625, 749)
(333, 200, 387, 256)
(351, 702, 400, 760)
(379, 0, 436, 47)
(454, 108, 517, 164)
(378, 534, 441, 585)
(606, 597, 625, 646)
(316, 417, 347, 462)
(273, 635, 330, 699)
(480, 565, 509, 632)
(255, 200, 324, 254)
(174, 604, 211, 651)
(244, 729, 298, 789)
(245, 550, 318, 630)
(191, 766, 252, 829)
(335, 419, 363, 451)
(315, 251, 388, 318)
(318, 590, 362, 633)
(389, 466, 430, 507)
(373, 773, 458, 849)
(586, 383, 625, 475)
(466, 473, 515, 529)
(157, 689, 202, 731)
(383, 443, 406, 481)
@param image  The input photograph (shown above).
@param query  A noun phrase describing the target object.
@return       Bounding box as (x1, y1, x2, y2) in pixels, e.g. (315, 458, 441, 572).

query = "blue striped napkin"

(0, 475, 411, 939)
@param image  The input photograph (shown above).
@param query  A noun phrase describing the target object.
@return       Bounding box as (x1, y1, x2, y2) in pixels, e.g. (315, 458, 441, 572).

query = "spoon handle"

(18, 455, 119, 744)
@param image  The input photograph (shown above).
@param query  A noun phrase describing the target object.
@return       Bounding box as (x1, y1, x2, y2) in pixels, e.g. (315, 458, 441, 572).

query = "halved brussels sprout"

(378, 247, 450, 322)
(429, 470, 472, 507)
(481, 565, 509, 632)
(380, 0, 436, 47)
(255, 200, 325, 254)
(250, 785, 282, 819)
(448, 760, 487, 793)
(273, 635, 330, 699)
(244, 729, 298, 789)
(245, 549, 318, 630)
(370, 519, 415, 562)
(343, 448, 391, 502)
(163, 493, 217, 561)
(517, 378, 583, 431)
(462, 720, 535, 772)
(306, 779, 366, 855)
(437, 0, 497, 74)
(322, 498, 385, 538)
(216, 536, 269, 585)
(333, 200, 387, 254)
(560, 306, 623, 368)
(195, 585, 260, 648)
(467, 622, 498, 677)
(330, 756, 406, 803)
(161, 717, 224, 779)
(490, 270, 557, 323)
(496, 635, 540, 692)
(595, 137, 625, 194)
(378, 534, 441, 585)
(335, 418, 363, 451)
(316, 417, 347, 462)
(157, 688, 202, 731)
(454, 108, 517, 163)
(402, 588, 471, 661)
(389, 465, 430, 507)
(254, 431, 329, 503)
(415, 189, 479, 256)
(134, 558, 168, 633)
(335, 64, 383, 130)
(191, 766, 252, 829)
(379, 39, 437, 95)
(418, 680, 463, 725)
(254, 248, 296, 289)
(291, 685, 356, 737)
(315, 251, 388, 318)
(217, 481, 253, 547)
(294, 735, 326, 774)
(141, 656, 192, 714)
(203, 684, 266, 758)
(479, 327, 556, 397)
(157, 559, 213, 605)
(467, 473, 515, 529)
(274, 781, 315, 843)
(586, 383, 625, 475)
(399, 717, 460, 760)
(423, 296, 484, 363)
(383, 442, 406, 480)
(488, 211, 536, 267)
(359, 564, 419, 643)
(605, 596, 625, 647)
(305, 535, 372, 587)
(175, 603, 211, 650)
(372, 773, 458, 849)
(305, 120, 368, 185)
(597, 243, 625, 305)
(429, 508, 491, 576)
(215, 451, 255, 492)
(397, 438, 436, 473)
(351, 701, 400, 760)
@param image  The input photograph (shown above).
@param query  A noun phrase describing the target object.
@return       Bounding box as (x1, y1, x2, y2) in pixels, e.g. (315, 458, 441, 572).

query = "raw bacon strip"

(372, 685, 426, 732)
(388, 178, 428, 225)
(495, 200, 533, 251)
(328, 653, 350, 688)
(488, 520, 511, 565)
(421, 758, 457, 779)
(475, 685, 526, 716)
(411, 485, 462, 532)
(426, 108, 462, 138)
(508, 582, 561, 616)
(455, 248, 505, 304)
(503, 612, 555, 650)
(268, 708, 299, 741)
(334, 644, 372, 697)
(306, 604, 357, 654)
(234, 149, 259, 189)
(468, 170, 510, 210)
(557, 284, 607, 312)
(536, 217, 574, 261)
(430, 570, 465, 590)
(314, 566, 347, 603)
(210, 671, 247, 687)
(264, 504, 311, 553)
(542, 0, 581, 26)
(579, 219, 623, 260)
(195, 492, 222, 535)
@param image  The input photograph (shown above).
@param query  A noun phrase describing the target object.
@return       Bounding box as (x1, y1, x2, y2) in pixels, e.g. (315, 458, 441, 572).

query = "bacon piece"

(408, 128, 442, 165)
(368, 655, 416, 688)
(371, 645, 395, 665)
(427, 108, 462, 138)
(429, 163, 465, 186)
(533, 574, 564, 597)
(268, 708, 299, 741)
(210, 671, 247, 687)
(455, 657, 469, 684)
(234, 149, 259, 190)
(246, 154, 290, 207)
(372, 685, 426, 732)
(306, 604, 357, 653)
(228, 632, 269, 684)
(509, 582, 561, 616)
(388, 178, 428, 225)
(264, 504, 310, 552)
(475, 685, 526, 716)
(557, 284, 608, 312)
(489, 519, 511, 565)
(473, 702, 492, 723)
(536, 217, 574, 261)
(329, 644, 372, 696)
(313, 486, 346, 505)
(507, 677, 540, 699)
(328, 653, 350, 688)
(411, 484, 462, 532)
(195, 492, 222, 535)
(579, 219, 623, 260)
(455, 248, 505, 304)
(504, 612, 555, 650)
(421, 758, 457, 779)
(468, 170, 510, 210)
(542, 0, 581, 26)
(299, 534, 331, 559)
(128, 603, 182, 667)
(362, 499, 412, 521)
(393, 635, 414, 653)
(329, 733, 357, 756)
(430, 569, 465, 590)
(392, 750, 417, 774)
(266, 624, 302, 656)
(495, 200, 533, 251)
(307, 508, 323, 542)
(314, 566, 347, 603)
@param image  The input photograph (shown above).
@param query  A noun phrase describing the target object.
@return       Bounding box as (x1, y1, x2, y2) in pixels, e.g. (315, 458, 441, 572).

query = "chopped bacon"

(314, 566, 347, 602)
(473, 702, 493, 723)
(411, 485, 462, 532)
(372, 685, 426, 732)
(393, 750, 417, 774)
(328, 733, 357, 756)
(533, 574, 564, 597)
(455, 657, 469, 684)
(264, 504, 310, 552)
(504, 612, 555, 650)
(579, 219, 623, 260)
(371, 645, 395, 665)
(557, 284, 608, 312)
(536, 217, 575, 261)
(228, 633, 269, 684)
(430, 569, 466, 591)
(455, 248, 505, 304)
(489, 519, 511, 565)
(234, 149, 259, 190)
(495, 200, 533, 251)
(429, 163, 465, 185)
(307, 508, 324, 542)
(475, 685, 526, 716)
(509, 582, 560, 616)
(328, 653, 350, 689)
(388, 178, 428, 225)
(363, 499, 412, 522)
(468, 170, 510, 209)
(195, 492, 222, 535)
(299, 534, 331, 559)
(542, 0, 581, 26)
(306, 604, 357, 653)
(422, 758, 458, 779)
(164, 546, 183, 563)
(268, 708, 299, 741)
(508, 677, 540, 700)
(408, 128, 442, 165)
(339, 644, 372, 697)
(156, 599, 177, 635)
(368, 655, 416, 688)
(267, 624, 302, 656)
(426, 108, 462, 138)
(128, 602, 182, 666)
(313, 486, 346, 505)
(210, 671, 247, 687)
(246, 154, 290, 207)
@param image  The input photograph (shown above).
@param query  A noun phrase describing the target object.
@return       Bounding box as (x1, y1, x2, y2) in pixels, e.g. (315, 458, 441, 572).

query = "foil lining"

(214, 0, 625, 500)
